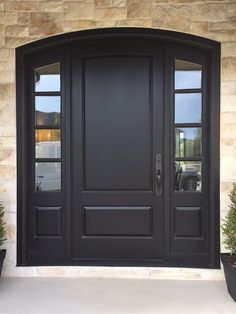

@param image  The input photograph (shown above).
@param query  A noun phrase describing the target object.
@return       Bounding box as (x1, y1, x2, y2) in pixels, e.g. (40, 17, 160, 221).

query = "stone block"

(0, 126, 16, 137)
(190, 22, 208, 37)
(0, 103, 16, 124)
(220, 181, 234, 194)
(221, 138, 236, 157)
(0, 12, 17, 25)
(95, 7, 126, 19)
(0, 166, 16, 178)
(6, 25, 29, 37)
(221, 125, 236, 140)
(0, 61, 15, 72)
(5, 36, 36, 48)
(221, 94, 236, 112)
(228, 3, 236, 18)
(0, 84, 15, 101)
(153, 0, 171, 3)
(0, 69, 14, 83)
(221, 156, 236, 180)
(221, 81, 236, 95)
(96, 20, 116, 27)
(160, 5, 191, 32)
(0, 178, 16, 212)
(127, 0, 152, 18)
(29, 12, 64, 37)
(116, 19, 151, 27)
(65, 2, 94, 19)
(112, 0, 126, 7)
(208, 20, 236, 31)
(0, 49, 15, 62)
(95, 0, 112, 7)
(207, 29, 236, 42)
(222, 57, 236, 81)
(17, 12, 30, 25)
(222, 43, 236, 58)
(5, 1, 39, 12)
(152, 5, 169, 28)
(65, 19, 96, 31)
(191, 4, 209, 22)
(0, 25, 4, 48)
(0, 137, 16, 166)
(221, 112, 236, 126)
(208, 4, 228, 21)
(40, 1, 64, 13)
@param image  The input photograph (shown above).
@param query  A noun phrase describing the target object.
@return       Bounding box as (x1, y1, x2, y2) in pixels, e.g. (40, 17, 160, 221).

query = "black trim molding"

(16, 28, 220, 268)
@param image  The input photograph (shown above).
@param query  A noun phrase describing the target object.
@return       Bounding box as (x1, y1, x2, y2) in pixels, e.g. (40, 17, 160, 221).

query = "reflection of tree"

(176, 128, 201, 158)
(54, 112, 61, 125)
(36, 110, 60, 125)
(194, 128, 201, 157)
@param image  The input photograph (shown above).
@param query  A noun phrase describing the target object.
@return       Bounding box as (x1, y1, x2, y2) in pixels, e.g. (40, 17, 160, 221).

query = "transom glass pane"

(35, 63, 60, 92)
(175, 128, 202, 158)
(175, 161, 202, 192)
(175, 93, 201, 123)
(175, 59, 202, 90)
(35, 96, 60, 125)
(35, 129, 61, 159)
(35, 162, 61, 191)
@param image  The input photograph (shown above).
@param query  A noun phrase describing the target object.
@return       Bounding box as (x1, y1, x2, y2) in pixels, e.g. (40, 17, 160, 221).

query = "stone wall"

(0, 0, 235, 278)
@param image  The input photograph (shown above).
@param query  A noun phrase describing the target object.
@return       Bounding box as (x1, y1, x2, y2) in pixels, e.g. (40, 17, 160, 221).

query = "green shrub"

(0, 204, 7, 248)
(222, 183, 236, 256)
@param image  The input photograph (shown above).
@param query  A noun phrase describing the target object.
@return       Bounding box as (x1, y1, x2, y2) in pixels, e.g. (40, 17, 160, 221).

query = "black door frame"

(16, 28, 220, 268)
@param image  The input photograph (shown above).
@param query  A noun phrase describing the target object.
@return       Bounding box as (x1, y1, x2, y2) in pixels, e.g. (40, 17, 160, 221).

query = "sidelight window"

(174, 59, 203, 192)
(34, 63, 62, 192)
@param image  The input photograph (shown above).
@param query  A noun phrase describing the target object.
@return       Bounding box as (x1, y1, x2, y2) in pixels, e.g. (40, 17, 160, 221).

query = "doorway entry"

(17, 28, 220, 268)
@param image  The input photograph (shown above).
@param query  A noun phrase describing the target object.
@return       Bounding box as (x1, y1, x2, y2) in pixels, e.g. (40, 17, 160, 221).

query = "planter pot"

(0, 249, 6, 277)
(221, 253, 236, 302)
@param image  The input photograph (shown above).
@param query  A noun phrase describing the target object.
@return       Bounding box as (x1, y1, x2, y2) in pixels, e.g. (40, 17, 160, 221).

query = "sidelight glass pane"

(175, 59, 202, 90)
(35, 63, 60, 92)
(175, 128, 202, 158)
(35, 96, 61, 125)
(35, 129, 61, 159)
(175, 161, 202, 192)
(35, 162, 61, 191)
(175, 93, 201, 123)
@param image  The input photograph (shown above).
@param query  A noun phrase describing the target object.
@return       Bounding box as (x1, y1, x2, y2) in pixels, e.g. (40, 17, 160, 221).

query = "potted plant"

(0, 203, 7, 277)
(221, 183, 236, 302)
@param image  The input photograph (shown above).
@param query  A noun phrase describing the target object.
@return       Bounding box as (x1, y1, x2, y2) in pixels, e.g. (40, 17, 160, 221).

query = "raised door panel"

(84, 57, 152, 191)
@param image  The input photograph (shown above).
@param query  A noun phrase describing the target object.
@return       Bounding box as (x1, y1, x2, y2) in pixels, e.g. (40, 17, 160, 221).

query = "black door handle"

(155, 153, 162, 196)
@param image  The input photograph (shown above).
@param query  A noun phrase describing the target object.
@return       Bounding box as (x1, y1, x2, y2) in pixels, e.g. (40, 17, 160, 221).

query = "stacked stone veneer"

(0, 0, 236, 278)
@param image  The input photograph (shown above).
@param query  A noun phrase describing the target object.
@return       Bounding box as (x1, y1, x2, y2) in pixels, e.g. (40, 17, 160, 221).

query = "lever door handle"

(155, 153, 162, 196)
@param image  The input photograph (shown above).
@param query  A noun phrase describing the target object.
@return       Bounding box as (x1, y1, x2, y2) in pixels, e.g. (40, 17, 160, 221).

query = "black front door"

(17, 29, 220, 268)
(71, 41, 166, 261)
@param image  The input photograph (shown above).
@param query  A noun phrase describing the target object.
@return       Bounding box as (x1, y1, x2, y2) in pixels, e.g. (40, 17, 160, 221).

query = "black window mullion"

(174, 89, 202, 94)
(34, 91, 61, 97)
(35, 125, 61, 130)
(35, 158, 61, 162)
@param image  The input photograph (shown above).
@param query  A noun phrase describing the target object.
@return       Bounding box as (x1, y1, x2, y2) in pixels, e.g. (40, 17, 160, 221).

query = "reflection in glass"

(175, 93, 201, 123)
(175, 59, 202, 90)
(35, 162, 61, 191)
(175, 128, 202, 158)
(35, 129, 61, 158)
(35, 63, 60, 92)
(35, 96, 60, 125)
(175, 161, 202, 192)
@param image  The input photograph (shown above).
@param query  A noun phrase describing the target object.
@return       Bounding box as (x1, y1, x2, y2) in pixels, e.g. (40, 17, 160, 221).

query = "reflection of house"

(36, 110, 60, 125)
(36, 141, 60, 159)
(175, 128, 201, 158)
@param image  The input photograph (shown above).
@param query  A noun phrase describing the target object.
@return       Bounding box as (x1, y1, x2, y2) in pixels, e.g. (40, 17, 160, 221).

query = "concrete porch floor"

(0, 278, 235, 313)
